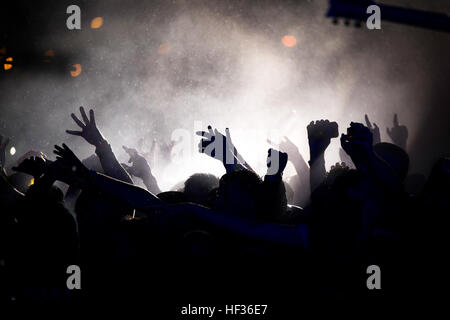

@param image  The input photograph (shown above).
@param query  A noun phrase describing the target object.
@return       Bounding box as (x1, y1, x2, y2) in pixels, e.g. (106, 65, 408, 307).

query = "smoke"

(1, 0, 449, 189)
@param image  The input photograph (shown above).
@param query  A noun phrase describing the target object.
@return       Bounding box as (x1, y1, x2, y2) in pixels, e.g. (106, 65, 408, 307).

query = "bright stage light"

(70, 64, 82, 77)
(91, 17, 104, 29)
(281, 35, 297, 47)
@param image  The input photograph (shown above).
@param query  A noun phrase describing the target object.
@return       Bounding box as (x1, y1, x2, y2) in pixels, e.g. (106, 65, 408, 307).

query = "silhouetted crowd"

(0, 107, 448, 308)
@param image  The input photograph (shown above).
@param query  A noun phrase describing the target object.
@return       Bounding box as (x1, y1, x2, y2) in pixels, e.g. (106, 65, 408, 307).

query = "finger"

(208, 125, 214, 137)
(66, 130, 82, 136)
(393, 113, 398, 127)
(364, 114, 372, 128)
(53, 147, 63, 155)
(54, 144, 64, 152)
(80, 106, 89, 125)
(225, 128, 232, 143)
(89, 109, 96, 125)
(373, 123, 378, 129)
(198, 142, 205, 153)
(195, 131, 210, 138)
(214, 129, 222, 140)
(123, 145, 133, 155)
(71, 113, 85, 128)
(62, 143, 74, 154)
(53, 150, 63, 157)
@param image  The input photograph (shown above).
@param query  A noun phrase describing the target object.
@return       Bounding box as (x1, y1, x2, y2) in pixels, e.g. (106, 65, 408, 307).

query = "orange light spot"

(4, 57, 13, 70)
(158, 43, 171, 55)
(70, 64, 82, 77)
(281, 35, 297, 47)
(91, 17, 104, 29)
(0, 47, 6, 55)
(44, 49, 54, 57)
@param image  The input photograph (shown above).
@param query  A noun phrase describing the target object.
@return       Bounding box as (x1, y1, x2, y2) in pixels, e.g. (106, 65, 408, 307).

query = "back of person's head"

(373, 142, 409, 181)
(318, 169, 364, 245)
(184, 173, 219, 205)
(216, 169, 262, 218)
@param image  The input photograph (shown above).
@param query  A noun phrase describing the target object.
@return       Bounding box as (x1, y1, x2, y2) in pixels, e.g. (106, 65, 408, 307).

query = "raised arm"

(268, 135, 308, 177)
(364, 114, 381, 145)
(196, 126, 253, 173)
(53, 143, 163, 211)
(386, 113, 408, 150)
(341, 122, 401, 190)
(169, 203, 308, 250)
(122, 145, 161, 194)
(307, 120, 338, 192)
(66, 106, 133, 184)
(261, 148, 288, 220)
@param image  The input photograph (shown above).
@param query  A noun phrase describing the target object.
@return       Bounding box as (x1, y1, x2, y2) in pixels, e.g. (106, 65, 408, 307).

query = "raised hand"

(196, 125, 235, 165)
(364, 114, 381, 145)
(224, 127, 254, 171)
(121, 145, 152, 179)
(12, 156, 50, 179)
(66, 107, 106, 147)
(307, 120, 338, 162)
(0, 134, 10, 168)
(267, 136, 299, 156)
(266, 148, 288, 176)
(340, 122, 373, 170)
(386, 114, 408, 150)
(53, 143, 90, 186)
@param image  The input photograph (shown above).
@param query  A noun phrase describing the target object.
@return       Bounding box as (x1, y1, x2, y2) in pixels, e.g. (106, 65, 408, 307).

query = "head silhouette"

(373, 142, 409, 181)
(216, 169, 262, 219)
(184, 173, 219, 206)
